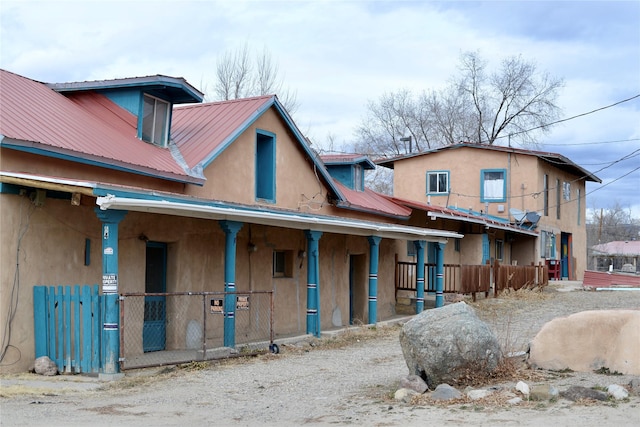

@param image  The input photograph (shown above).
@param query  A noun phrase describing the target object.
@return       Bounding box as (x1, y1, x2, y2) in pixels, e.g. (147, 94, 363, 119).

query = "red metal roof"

(333, 181, 412, 218)
(0, 69, 195, 182)
(592, 240, 640, 256)
(171, 96, 274, 169)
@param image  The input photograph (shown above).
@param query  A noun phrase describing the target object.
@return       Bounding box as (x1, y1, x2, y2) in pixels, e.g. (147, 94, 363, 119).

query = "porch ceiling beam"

(96, 195, 461, 243)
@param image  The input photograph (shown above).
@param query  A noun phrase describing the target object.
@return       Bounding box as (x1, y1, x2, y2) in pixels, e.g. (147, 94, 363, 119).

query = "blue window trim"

(255, 129, 276, 203)
(425, 170, 450, 195)
(480, 168, 507, 203)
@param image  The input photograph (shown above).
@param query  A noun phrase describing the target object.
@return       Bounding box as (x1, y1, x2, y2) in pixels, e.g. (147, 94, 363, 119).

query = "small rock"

(34, 356, 58, 376)
(629, 378, 640, 395)
(529, 384, 558, 401)
(560, 386, 608, 402)
(431, 384, 462, 401)
(515, 381, 530, 397)
(467, 389, 493, 400)
(507, 397, 522, 405)
(394, 388, 418, 403)
(400, 374, 428, 394)
(607, 384, 629, 400)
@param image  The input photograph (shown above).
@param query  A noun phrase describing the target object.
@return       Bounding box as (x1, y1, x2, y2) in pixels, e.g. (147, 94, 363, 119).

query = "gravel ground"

(1, 283, 640, 426)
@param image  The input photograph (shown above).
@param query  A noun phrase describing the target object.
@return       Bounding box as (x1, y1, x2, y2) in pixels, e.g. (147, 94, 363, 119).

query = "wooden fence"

(396, 260, 548, 301)
(33, 285, 102, 374)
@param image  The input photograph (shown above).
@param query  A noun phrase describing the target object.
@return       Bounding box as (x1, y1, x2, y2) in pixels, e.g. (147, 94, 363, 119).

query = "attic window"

(141, 94, 169, 147)
(354, 165, 363, 191)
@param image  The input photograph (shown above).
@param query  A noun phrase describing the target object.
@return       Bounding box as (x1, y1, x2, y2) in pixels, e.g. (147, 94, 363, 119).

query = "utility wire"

(498, 93, 640, 140)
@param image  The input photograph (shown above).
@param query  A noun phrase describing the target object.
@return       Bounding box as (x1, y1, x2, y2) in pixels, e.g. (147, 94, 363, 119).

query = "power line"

(501, 93, 640, 140)
(539, 138, 640, 147)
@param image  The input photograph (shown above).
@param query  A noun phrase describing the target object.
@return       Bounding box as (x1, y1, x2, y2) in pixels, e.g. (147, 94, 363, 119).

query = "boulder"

(34, 356, 58, 376)
(399, 302, 502, 389)
(528, 310, 640, 375)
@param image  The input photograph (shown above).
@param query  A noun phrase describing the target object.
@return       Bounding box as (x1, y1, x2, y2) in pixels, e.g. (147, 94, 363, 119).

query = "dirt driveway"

(2, 284, 640, 426)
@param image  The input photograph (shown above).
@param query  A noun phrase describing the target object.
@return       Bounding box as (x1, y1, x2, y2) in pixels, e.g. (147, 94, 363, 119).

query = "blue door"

(143, 242, 167, 352)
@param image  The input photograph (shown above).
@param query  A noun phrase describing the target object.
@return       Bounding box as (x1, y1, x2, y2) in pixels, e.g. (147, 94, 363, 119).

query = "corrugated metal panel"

(171, 96, 274, 169)
(583, 270, 640, 288)
(334, 181, 412, 218)
(0, 69, 191, 180)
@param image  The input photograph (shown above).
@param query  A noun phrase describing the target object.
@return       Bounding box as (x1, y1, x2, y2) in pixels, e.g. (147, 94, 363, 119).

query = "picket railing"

(33, 285, 102, 374)
(396, 261, 548, 301)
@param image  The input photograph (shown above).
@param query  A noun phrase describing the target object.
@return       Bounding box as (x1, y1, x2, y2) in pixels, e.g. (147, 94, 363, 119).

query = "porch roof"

(388, 195, 539, 237)
(0, 171, 461, 243)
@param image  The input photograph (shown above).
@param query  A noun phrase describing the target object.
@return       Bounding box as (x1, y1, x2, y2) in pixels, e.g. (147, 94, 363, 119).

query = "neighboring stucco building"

(0, 69, 458, 374)
(590, 240, 640, 273)
(378, 143, 601, 280)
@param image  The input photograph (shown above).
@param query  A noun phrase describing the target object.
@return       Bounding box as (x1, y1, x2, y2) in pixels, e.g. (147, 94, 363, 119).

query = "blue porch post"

(304, 230, 322, 336)
(435, 242, 446, 308)
(95, 208, 127, 375)
(367, 236, 381, 325)
(219, 220, 243, 348)
(414, 240, 426, 313)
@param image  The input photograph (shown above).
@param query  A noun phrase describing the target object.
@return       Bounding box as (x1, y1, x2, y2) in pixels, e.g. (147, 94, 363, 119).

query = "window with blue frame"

(480, 169, 506, 202)
(426, 171, 449, 194)
(141, 94, 170, 147)
(256, 130, 276, 202)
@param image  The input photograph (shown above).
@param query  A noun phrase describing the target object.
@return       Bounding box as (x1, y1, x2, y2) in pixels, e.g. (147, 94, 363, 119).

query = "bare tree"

(355, 51, 564, 158)
(458, 51, 564, 145)
(587, 202, 640, 244)
(214, 43, 252, 101)
(212, 45, 299, 113)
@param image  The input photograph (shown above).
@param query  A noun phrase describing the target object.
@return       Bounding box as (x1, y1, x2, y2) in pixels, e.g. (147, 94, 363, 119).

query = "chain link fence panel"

(119, 291, 273, 370)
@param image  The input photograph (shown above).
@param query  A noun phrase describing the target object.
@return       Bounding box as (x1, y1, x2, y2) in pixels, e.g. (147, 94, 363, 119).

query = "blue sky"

(1, 0, 639, 218)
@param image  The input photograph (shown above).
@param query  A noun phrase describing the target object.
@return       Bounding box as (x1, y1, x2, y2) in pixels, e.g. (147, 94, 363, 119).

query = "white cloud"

(1, 0, 638, 216)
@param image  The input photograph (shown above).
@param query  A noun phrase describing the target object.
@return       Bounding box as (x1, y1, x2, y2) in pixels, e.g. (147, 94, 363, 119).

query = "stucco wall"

(391, 146, 589, 278)
(0, 194, 103, 373)
(185, 108, 335, 215)
(0, 191, 406, 372)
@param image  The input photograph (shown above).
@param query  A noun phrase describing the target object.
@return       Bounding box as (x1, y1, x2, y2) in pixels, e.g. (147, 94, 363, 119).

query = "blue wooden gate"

(33, 285, 102, 374)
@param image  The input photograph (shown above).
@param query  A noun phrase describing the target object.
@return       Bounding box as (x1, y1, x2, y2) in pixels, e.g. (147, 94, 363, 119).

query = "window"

(256, 130, 276, 202)
(556, 179, 561, 219)
(454, 239, 460, 252)
(495, 240, 504, 261)
(141, 94, 170, 147)
(543, 174, 549, 216)
(354, 165, 363, 191)
(563, 182, 571, 201)
(577, 188, 581, 225)
(273, 250, 293, 277)
(540, 231, 556, 259)
(426, 171, 449, 194)
(481, 169, 506, 202)
(407, 240, 416, 257)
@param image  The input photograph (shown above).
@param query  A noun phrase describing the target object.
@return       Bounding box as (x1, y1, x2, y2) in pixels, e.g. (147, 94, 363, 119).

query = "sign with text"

(236, 295, 249, 310)
(210, 298, 223, 314)
(102, 274, 118, 293)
